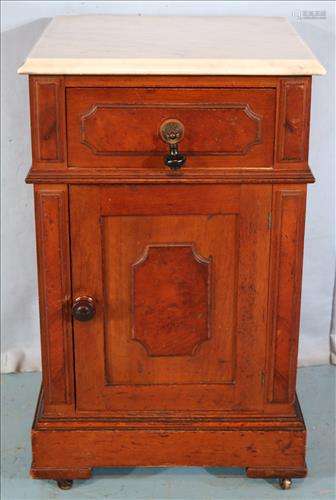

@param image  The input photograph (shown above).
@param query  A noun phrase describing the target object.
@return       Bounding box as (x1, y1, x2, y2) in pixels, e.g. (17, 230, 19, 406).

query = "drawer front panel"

(67, 88, 276, 169)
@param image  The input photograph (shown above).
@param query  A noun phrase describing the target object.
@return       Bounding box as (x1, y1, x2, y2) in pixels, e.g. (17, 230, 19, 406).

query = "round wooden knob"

(72, 296, 95, 321)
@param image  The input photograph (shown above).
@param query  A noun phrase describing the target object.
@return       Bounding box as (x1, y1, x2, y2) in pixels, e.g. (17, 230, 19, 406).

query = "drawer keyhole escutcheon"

(159, 119, 186, 171)
(72, 296, 96, 321)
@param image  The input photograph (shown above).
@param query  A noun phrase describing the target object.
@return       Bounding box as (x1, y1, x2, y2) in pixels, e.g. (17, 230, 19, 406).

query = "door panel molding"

(132, 243, 212, 357)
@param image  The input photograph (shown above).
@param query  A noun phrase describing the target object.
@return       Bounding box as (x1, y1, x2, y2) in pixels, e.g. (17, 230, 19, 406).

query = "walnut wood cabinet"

(27, 74, 310, 488)
(19, 15, 325, 492)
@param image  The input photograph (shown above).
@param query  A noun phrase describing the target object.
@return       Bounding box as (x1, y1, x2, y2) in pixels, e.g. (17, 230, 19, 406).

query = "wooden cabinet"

(19, 15, 325, 491)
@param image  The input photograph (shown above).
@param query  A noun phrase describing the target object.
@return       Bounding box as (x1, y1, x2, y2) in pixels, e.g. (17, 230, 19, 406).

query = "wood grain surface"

(27, 74, 312, 482)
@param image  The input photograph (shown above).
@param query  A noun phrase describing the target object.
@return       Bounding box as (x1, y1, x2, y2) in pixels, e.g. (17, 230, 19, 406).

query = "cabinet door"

(70, 185, 271, 414)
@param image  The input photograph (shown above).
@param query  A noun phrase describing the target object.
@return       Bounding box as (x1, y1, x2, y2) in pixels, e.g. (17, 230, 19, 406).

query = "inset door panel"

(132, 243, 211, 358)
(101, 214, 236, 385)
(70, 185, 271, 413)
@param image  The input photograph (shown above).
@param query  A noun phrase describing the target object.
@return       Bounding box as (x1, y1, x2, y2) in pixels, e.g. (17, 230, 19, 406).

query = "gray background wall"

(1, 1, 335, 372)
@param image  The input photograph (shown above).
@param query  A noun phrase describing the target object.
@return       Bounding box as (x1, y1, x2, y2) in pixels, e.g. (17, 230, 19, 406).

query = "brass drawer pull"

(159, 119, 186, 170)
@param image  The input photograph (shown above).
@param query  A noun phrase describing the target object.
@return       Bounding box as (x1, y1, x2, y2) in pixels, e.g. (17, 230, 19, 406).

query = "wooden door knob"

(72, 296, 96, 321)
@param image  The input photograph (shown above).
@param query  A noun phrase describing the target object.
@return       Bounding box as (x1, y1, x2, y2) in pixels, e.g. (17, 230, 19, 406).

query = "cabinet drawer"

(67, 88, 276, 169)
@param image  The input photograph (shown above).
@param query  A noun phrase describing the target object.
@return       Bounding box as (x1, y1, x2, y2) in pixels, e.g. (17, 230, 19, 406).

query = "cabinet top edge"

(18, 16, 326, 76)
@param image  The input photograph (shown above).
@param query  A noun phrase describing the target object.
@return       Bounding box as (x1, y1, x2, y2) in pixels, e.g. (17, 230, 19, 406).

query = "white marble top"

(18, 15, 325, 76)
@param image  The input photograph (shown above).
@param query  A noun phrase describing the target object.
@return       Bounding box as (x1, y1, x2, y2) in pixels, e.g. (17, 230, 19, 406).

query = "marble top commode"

(18, 15, 325, 76)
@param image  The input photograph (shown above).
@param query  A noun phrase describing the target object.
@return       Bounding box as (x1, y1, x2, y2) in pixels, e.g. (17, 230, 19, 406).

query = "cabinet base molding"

(246, 466, 307, 478)
(31, 390, 307, 481)
(30, 467, 92, 480)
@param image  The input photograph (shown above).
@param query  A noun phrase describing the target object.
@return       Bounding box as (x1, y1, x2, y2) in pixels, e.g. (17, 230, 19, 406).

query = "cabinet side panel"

(277, 78, 311, 164)
(34, 185, 74, 414)
(267, 186, 306, 403)
(29, 76, 66, 165)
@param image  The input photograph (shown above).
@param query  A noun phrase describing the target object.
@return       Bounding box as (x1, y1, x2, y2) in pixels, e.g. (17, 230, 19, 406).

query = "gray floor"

(1, 366, 335, 500)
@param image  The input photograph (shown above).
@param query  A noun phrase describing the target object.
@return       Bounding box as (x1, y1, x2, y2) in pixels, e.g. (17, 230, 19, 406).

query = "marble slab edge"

(18, 58, 326, 76)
